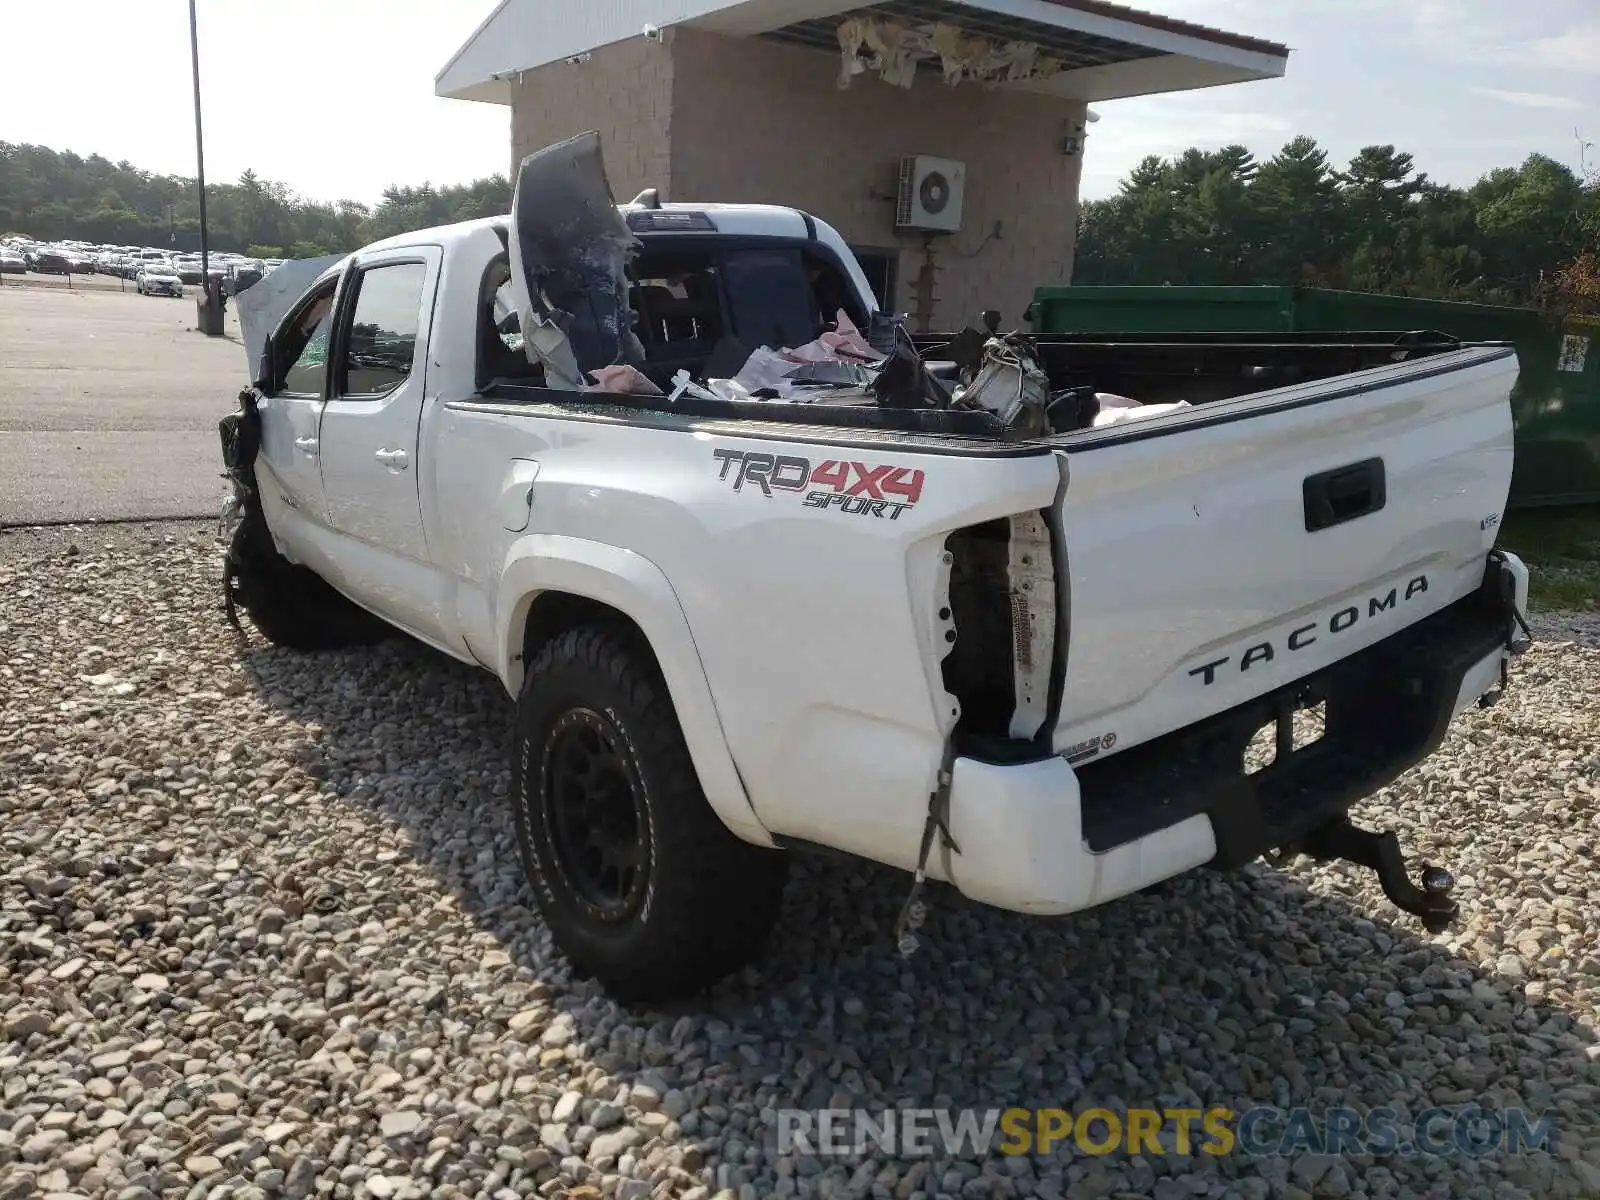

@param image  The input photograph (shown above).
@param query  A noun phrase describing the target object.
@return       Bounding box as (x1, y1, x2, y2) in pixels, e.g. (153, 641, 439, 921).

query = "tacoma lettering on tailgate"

(1188, 575, 1431, 686)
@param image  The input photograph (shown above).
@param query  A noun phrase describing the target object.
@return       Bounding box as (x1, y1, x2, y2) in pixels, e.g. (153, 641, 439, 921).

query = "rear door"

(1047, 346, 1518, 759)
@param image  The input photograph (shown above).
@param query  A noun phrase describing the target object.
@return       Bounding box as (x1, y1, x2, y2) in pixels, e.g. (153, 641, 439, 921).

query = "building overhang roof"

(437, 0, 1288, 105)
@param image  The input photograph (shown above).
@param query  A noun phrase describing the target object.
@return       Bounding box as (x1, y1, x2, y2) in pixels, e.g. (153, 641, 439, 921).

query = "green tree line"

(1075, 137, 1600, 313)
(0, 142, 511, 258)
(4, 136, 1597, 313)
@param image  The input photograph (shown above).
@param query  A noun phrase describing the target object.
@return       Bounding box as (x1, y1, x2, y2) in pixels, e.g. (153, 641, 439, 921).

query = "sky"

(1076, 0, 1600, 198)
(0, 1, 1595, 207)
(0, 2, 510, 204)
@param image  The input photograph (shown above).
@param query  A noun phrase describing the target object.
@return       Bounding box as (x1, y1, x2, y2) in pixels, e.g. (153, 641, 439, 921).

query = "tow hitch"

(1275, 818, 1459, 933)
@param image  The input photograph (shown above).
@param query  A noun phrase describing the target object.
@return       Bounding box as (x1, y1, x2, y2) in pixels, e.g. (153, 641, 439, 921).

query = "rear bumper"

(942, 552, 1528, 915)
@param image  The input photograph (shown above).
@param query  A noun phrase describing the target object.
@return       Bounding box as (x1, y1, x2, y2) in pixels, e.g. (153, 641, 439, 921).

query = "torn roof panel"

(437, 0, 1288, 105)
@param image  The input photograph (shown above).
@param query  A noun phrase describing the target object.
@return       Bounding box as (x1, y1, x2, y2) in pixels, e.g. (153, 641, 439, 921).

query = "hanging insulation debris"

(836, 15, 1063, 90)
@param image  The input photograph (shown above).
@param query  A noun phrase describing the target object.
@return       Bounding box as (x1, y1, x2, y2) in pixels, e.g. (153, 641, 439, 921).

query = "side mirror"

(254, 335, 274, 391)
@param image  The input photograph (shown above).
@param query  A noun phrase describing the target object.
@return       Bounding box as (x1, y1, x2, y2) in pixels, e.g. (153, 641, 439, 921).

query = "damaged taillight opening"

(941, 511, 1058, 757)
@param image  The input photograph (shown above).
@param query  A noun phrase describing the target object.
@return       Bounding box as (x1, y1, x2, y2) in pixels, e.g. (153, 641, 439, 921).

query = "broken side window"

(476, 257, 543, 389)
(279, 286, 338, 396)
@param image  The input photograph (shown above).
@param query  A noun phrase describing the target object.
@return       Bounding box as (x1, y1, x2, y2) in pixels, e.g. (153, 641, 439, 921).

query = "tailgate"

(1048, 346, 1517, 760)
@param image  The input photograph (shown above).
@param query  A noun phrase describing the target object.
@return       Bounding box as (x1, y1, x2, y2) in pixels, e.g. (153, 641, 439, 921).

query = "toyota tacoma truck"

(219, 132, 1531, 1001)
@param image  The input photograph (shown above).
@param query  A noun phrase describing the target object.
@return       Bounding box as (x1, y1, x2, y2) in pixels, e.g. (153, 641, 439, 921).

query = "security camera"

(1086, 109, 1101, 123)
(642, 23, 663, 42)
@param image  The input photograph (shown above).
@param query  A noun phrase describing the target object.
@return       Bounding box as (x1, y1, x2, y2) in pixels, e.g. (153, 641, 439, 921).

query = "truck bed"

(478, 331, 1510, 447)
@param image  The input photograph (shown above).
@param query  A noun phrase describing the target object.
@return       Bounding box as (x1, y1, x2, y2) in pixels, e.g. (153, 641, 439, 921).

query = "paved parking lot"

(0, 284, 245, 525)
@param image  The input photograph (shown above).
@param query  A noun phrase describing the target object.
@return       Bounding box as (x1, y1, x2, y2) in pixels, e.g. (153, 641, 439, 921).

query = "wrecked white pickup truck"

(220, 131, 1532, 1000)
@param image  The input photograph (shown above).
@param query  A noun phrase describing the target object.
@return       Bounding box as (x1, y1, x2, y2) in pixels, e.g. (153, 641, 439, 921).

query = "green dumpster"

(1026, 285, 1600, 508)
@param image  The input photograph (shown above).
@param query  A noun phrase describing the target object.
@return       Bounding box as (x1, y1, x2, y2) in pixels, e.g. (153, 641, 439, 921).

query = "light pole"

(188, 0, 222, 333)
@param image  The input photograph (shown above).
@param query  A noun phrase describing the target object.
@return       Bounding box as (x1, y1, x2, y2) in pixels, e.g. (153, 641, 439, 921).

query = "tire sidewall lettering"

(516, 690, 657, 928)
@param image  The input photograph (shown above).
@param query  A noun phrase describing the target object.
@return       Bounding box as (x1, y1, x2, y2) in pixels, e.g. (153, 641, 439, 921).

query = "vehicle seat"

(630, 285, 680, 344)
(674, 273, 722, 340)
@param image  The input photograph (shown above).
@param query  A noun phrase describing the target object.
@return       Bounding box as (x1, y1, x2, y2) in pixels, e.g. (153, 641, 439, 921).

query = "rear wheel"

(512, 625, 788, 1001)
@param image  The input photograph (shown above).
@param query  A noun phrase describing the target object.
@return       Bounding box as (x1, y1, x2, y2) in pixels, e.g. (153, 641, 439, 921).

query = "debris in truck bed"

(685, 316, 1187, 432)
(785, 310, 879, 363)
(667, 370, 723, 404)
(732, 346, 809, 397)
(586, 364, 663, 396)
(949, 334, 1051, 435)
(1091, 394, 1192, 428)
(646, 307, 1194, 434)
(871, 325, 954, 410)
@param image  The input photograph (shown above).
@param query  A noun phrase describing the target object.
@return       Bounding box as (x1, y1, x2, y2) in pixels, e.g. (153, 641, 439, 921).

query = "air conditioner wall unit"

(896, 155, 966, 233)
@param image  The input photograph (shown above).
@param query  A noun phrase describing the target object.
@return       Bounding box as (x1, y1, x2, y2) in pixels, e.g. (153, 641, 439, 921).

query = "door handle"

(374, 447, 410, 470)
(1304, 457, 1386, 532)
(294, 436, 318, 454)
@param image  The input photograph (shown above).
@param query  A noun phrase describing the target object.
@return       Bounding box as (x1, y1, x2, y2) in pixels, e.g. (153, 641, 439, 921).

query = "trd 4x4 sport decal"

(713, 449, 926, 520)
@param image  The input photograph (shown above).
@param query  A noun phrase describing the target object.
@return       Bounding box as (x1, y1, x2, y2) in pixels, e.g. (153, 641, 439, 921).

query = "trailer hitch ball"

(1417, 863, 1457, 934)
(1301, 820, 1460, 933)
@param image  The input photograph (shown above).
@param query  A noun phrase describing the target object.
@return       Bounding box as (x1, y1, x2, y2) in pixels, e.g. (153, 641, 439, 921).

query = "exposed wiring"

(952, 222, 1003, 259)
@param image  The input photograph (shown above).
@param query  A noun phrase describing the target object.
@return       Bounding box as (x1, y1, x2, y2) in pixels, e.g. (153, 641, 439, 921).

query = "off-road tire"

(223, 503, 391, 651)
(512, 624, 788, 1002)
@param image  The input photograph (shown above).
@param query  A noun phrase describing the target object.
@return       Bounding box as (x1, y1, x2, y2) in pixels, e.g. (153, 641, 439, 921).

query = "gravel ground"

(2, 521, 1597, 1200)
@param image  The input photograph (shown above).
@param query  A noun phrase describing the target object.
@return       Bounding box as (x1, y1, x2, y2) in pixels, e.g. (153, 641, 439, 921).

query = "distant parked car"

(175, 259, 204, 285)
(227, 262, 264, 295)
(136, 263, 184, 297)
(33, 251, 70, 275)
(0, 251, 25, 275)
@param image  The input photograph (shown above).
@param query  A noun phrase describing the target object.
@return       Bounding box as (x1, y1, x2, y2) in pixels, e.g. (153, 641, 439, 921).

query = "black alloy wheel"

(541, 707, 651, 920)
